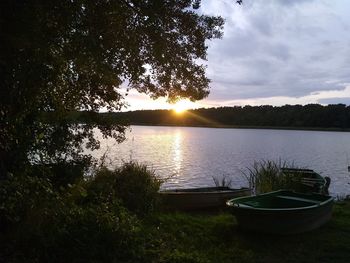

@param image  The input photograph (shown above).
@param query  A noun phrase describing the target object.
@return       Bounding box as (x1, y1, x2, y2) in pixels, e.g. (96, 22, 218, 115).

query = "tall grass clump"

(243, 160, 306, 194)
(91, 161, 163, 216)
(212, 175, 232, 187)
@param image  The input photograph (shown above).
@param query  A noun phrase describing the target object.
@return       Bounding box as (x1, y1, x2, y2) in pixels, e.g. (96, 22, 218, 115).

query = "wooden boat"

(159, 186, 251, 211)
(226, 190, 334, 234)
(281, 168, 329, 194)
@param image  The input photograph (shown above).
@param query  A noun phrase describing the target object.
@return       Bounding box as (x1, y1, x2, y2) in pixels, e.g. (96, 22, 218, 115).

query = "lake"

(89, 125, 350, 197)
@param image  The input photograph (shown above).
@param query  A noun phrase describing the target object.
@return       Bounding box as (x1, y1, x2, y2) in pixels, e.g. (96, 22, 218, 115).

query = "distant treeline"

(72, 104, 350, 130)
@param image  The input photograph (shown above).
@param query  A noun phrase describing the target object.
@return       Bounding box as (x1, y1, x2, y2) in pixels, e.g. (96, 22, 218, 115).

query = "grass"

(2, 162, 349, 263)
(212, 175, 233, 187)
(243, 160, 318, 194)
(142, 200, 350, 263)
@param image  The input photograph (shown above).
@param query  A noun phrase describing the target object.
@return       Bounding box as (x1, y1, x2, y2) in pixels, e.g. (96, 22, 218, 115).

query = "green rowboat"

(226, 190, 334, 234)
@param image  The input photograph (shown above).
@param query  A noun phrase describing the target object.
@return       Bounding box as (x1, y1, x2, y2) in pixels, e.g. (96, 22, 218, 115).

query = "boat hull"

(159, 187, 251, 211)
(227, 190, 334, 234)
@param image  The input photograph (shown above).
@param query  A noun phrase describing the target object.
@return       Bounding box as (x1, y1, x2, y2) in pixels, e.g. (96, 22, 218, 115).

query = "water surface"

(89, 126, 350, 197)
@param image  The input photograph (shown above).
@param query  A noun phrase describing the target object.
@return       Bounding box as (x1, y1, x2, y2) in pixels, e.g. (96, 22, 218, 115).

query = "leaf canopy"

(0, 0, 224, 175)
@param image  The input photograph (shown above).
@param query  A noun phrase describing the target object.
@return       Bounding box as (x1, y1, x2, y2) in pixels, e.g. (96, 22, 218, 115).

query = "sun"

(172, 100, 195, 114)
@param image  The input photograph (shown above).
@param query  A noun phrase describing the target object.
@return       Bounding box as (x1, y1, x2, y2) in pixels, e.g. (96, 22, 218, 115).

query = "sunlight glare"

(172, 100, 196, 114)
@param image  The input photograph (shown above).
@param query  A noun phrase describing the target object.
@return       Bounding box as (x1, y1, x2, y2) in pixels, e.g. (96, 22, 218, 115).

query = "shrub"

(27, 160, 89, 190)
(91, 162, 163, 217)
(0, 172, 143, 263)
(0, 174, 59, 230)
(114, 162, 162, 216)
(43, 199, 142, 263)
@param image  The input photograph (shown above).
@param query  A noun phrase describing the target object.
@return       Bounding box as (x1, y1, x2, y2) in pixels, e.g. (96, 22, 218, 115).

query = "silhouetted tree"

(0, 0, 224, 177)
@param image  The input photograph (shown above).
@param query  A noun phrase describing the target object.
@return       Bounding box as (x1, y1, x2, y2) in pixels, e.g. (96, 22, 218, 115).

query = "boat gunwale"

(159, 187, 251, 195)
(226, 189, 334, 212)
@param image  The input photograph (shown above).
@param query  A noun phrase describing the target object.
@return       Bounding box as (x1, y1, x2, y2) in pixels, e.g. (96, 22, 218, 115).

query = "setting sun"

(172, 100, 196, 114)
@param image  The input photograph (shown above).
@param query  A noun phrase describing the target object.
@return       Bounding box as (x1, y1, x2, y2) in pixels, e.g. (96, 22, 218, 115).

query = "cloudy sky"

(126, 0, 350, 110)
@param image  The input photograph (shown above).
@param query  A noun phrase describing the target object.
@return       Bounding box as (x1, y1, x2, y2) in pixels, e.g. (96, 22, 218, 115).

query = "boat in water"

(226, 190, 334, 234)
(159, 186, 251, 211)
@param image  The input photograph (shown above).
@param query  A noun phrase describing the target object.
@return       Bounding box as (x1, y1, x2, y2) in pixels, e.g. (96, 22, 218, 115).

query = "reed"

(212, 175, 233, 187)
(243, 159, 305, 194)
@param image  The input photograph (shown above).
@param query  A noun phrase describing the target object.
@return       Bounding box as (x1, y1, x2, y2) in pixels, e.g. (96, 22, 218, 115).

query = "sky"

(125, 0, 350, 111)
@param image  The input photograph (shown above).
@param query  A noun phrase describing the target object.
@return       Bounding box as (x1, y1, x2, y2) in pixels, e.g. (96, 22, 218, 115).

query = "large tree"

(0, 0, 224, 177)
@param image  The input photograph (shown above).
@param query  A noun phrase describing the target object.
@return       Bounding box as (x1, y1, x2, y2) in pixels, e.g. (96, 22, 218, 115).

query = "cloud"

(276, 0, 316, 6)
(318, 97, 350, 105)
(124, 0, 350, 110)
(203, 85, 350, 107)
(203, 0, 350, 102)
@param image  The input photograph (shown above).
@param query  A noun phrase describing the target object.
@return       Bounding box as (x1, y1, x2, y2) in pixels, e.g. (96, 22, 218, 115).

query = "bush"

(0, 172, 143, 263)
(27, 159, 89, 190)
(0, 174, 59, 230)
(91, 162, 163, 217)
(114, 162, 162, 216)
(0, 162, 163, 262)
(44, 200, 142, 263)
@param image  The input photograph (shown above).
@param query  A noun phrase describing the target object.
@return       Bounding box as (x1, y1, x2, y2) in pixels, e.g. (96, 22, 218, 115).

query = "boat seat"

(276, 195, 321, 204)
(239, 201, 260, 207)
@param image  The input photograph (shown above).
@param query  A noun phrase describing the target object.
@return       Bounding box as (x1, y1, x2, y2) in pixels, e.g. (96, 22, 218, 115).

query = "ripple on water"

(89, 126, 350, 196)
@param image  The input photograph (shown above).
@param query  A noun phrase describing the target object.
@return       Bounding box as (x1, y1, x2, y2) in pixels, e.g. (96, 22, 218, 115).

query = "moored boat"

(226, 190, 334, 234)
(281, 168, 329, 194)
(159, 186, 251, 211)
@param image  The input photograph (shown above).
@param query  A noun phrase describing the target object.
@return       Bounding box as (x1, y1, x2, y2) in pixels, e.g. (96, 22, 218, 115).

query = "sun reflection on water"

(172, 131, 183, 179)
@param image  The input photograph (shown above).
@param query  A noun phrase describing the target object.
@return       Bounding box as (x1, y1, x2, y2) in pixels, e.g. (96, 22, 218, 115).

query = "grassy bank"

(2, 162, 350, 263)
(143, 201, 350, 263)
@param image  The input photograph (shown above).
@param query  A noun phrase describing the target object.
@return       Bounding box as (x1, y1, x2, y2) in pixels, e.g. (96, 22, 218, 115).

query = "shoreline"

(128, 123, 350, 133)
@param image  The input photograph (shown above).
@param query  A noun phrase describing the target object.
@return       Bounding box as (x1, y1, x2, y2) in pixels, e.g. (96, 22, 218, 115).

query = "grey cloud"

(266, 43, 290, 61)
(275, 0, 315, 6)
(318, 98, 350, 105)
(250, 13, 272, 36)
(203, 0, 350, 102)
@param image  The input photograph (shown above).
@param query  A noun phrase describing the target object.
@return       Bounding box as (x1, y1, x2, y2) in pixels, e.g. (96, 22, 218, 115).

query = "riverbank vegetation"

(242, 160, 324, 195)
(1, 162, 350, 263)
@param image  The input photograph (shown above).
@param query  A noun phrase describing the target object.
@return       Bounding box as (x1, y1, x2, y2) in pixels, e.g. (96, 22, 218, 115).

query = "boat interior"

(234, 191, 331, 209)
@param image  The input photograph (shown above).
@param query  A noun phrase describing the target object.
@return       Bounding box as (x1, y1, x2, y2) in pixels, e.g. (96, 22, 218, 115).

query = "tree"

(0, 0, 224, 177)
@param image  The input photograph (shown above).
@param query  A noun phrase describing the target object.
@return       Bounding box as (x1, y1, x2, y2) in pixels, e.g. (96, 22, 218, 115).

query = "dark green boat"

(226, 190, 334, 234)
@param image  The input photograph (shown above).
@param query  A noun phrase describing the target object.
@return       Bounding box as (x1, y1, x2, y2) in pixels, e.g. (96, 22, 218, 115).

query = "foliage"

(243, 160, 307, 194)
(0, 168, 144, 263)
(90, 162, 163, 216)
(0, 0, 224, 177)
(1, 166, 350, 263)
(27, 161, 89, 190)
(0, 174, 59, 230)
(106, 104, 350, 129)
